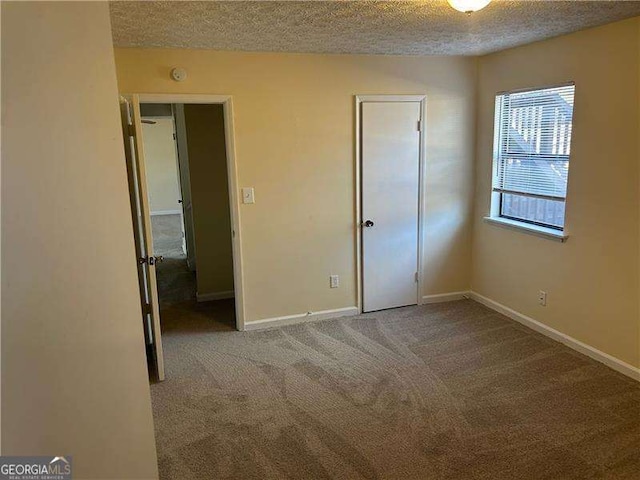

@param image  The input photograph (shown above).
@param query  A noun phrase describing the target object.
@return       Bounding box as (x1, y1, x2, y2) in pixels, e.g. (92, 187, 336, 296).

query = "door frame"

(130, 93, 246, 331)
(354, 95, 427, 314)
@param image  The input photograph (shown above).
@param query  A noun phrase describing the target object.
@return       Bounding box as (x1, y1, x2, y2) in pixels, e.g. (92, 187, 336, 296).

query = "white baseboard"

(196, 290, 234, 302)
(468, 291, 640, 381)
(244, 306, 359, 331)
(422, 291, 470, 304)
(150, 209, 182, 216)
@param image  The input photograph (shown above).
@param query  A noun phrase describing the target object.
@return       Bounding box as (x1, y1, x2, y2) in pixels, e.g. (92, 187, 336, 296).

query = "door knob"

(150, 255, 164, 265)
(362, 220, 375, 228)
(138, 255, 165, 265)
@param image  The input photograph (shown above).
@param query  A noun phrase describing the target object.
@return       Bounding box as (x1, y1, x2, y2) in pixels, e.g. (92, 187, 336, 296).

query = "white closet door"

(361, 101, 421, 312)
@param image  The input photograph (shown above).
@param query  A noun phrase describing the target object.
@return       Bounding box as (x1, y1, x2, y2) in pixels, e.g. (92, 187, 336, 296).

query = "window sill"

(483, 216, 569, 243)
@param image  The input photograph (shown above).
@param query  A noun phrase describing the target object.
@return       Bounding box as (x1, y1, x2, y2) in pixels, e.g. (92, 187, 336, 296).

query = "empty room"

(2, 1, 639, 480)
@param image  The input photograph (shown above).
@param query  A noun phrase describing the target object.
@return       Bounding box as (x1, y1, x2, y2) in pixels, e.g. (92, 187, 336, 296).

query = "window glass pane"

(500, 193, 565, 229)
(493, 84, 574, 230)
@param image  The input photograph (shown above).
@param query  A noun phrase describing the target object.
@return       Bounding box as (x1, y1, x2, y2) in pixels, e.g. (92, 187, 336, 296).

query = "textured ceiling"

(110, 1, 640, 56)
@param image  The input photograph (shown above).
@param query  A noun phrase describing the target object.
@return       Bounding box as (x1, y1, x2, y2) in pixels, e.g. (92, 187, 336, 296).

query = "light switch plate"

(242, 187, 255, 204)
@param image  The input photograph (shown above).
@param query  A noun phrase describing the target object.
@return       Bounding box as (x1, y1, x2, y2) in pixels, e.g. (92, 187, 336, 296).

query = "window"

(491, 83, 575, 232)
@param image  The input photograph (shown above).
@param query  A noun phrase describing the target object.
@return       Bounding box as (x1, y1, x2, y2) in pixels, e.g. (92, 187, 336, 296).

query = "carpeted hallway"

(151, 214, 196, 307)
(149, 299, 639, 479)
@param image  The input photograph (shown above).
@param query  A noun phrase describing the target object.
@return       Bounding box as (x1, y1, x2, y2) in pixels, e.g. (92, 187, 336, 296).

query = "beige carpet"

(150, 299, 639, 480)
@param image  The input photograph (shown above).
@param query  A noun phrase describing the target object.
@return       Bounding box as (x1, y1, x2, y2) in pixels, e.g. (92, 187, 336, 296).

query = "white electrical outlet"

(330, 275, 339, 288)
(538, 290, 547, 306)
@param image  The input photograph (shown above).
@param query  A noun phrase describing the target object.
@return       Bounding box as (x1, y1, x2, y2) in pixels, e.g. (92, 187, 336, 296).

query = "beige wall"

(142, 117, 182, 213)
(1, 2, 158, 478)
(472, 18, 640, 367)
(114, 49, 476, 323)
(184, 104, 234, 296)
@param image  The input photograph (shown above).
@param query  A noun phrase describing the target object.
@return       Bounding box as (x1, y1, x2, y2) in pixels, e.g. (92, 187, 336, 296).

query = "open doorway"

(121, 95, 244, 381)
(139, 106, 193, 306)
(142, 103, 236, 311)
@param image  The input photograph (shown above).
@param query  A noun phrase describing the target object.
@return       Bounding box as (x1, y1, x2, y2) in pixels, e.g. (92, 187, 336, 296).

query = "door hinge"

(127, 124, 135, 137)
(417, 120, 422, 132)
(142, 303, 152, 315)
(415, 272, 419, 283)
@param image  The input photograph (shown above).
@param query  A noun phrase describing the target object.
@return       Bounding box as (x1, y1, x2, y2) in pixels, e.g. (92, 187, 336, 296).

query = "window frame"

(487, 82, 575, 240)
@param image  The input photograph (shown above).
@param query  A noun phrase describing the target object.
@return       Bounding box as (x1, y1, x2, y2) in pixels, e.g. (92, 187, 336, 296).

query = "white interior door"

(361, 101, 421, 312)
(120, 95, 165, 381)
(173, 104, 197, 271)
(163, 115, 187, 255)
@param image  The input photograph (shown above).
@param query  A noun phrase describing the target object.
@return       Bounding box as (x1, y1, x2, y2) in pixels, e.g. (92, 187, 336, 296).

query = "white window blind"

(493, 83, 575, 229)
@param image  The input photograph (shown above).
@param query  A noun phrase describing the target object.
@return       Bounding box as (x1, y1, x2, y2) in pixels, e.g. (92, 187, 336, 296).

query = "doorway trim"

(133, 93, 246, 331)
(354, 95, 427, 314)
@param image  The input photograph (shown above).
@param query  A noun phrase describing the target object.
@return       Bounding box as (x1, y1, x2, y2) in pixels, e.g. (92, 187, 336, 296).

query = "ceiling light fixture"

(447, 0, 492, 14)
